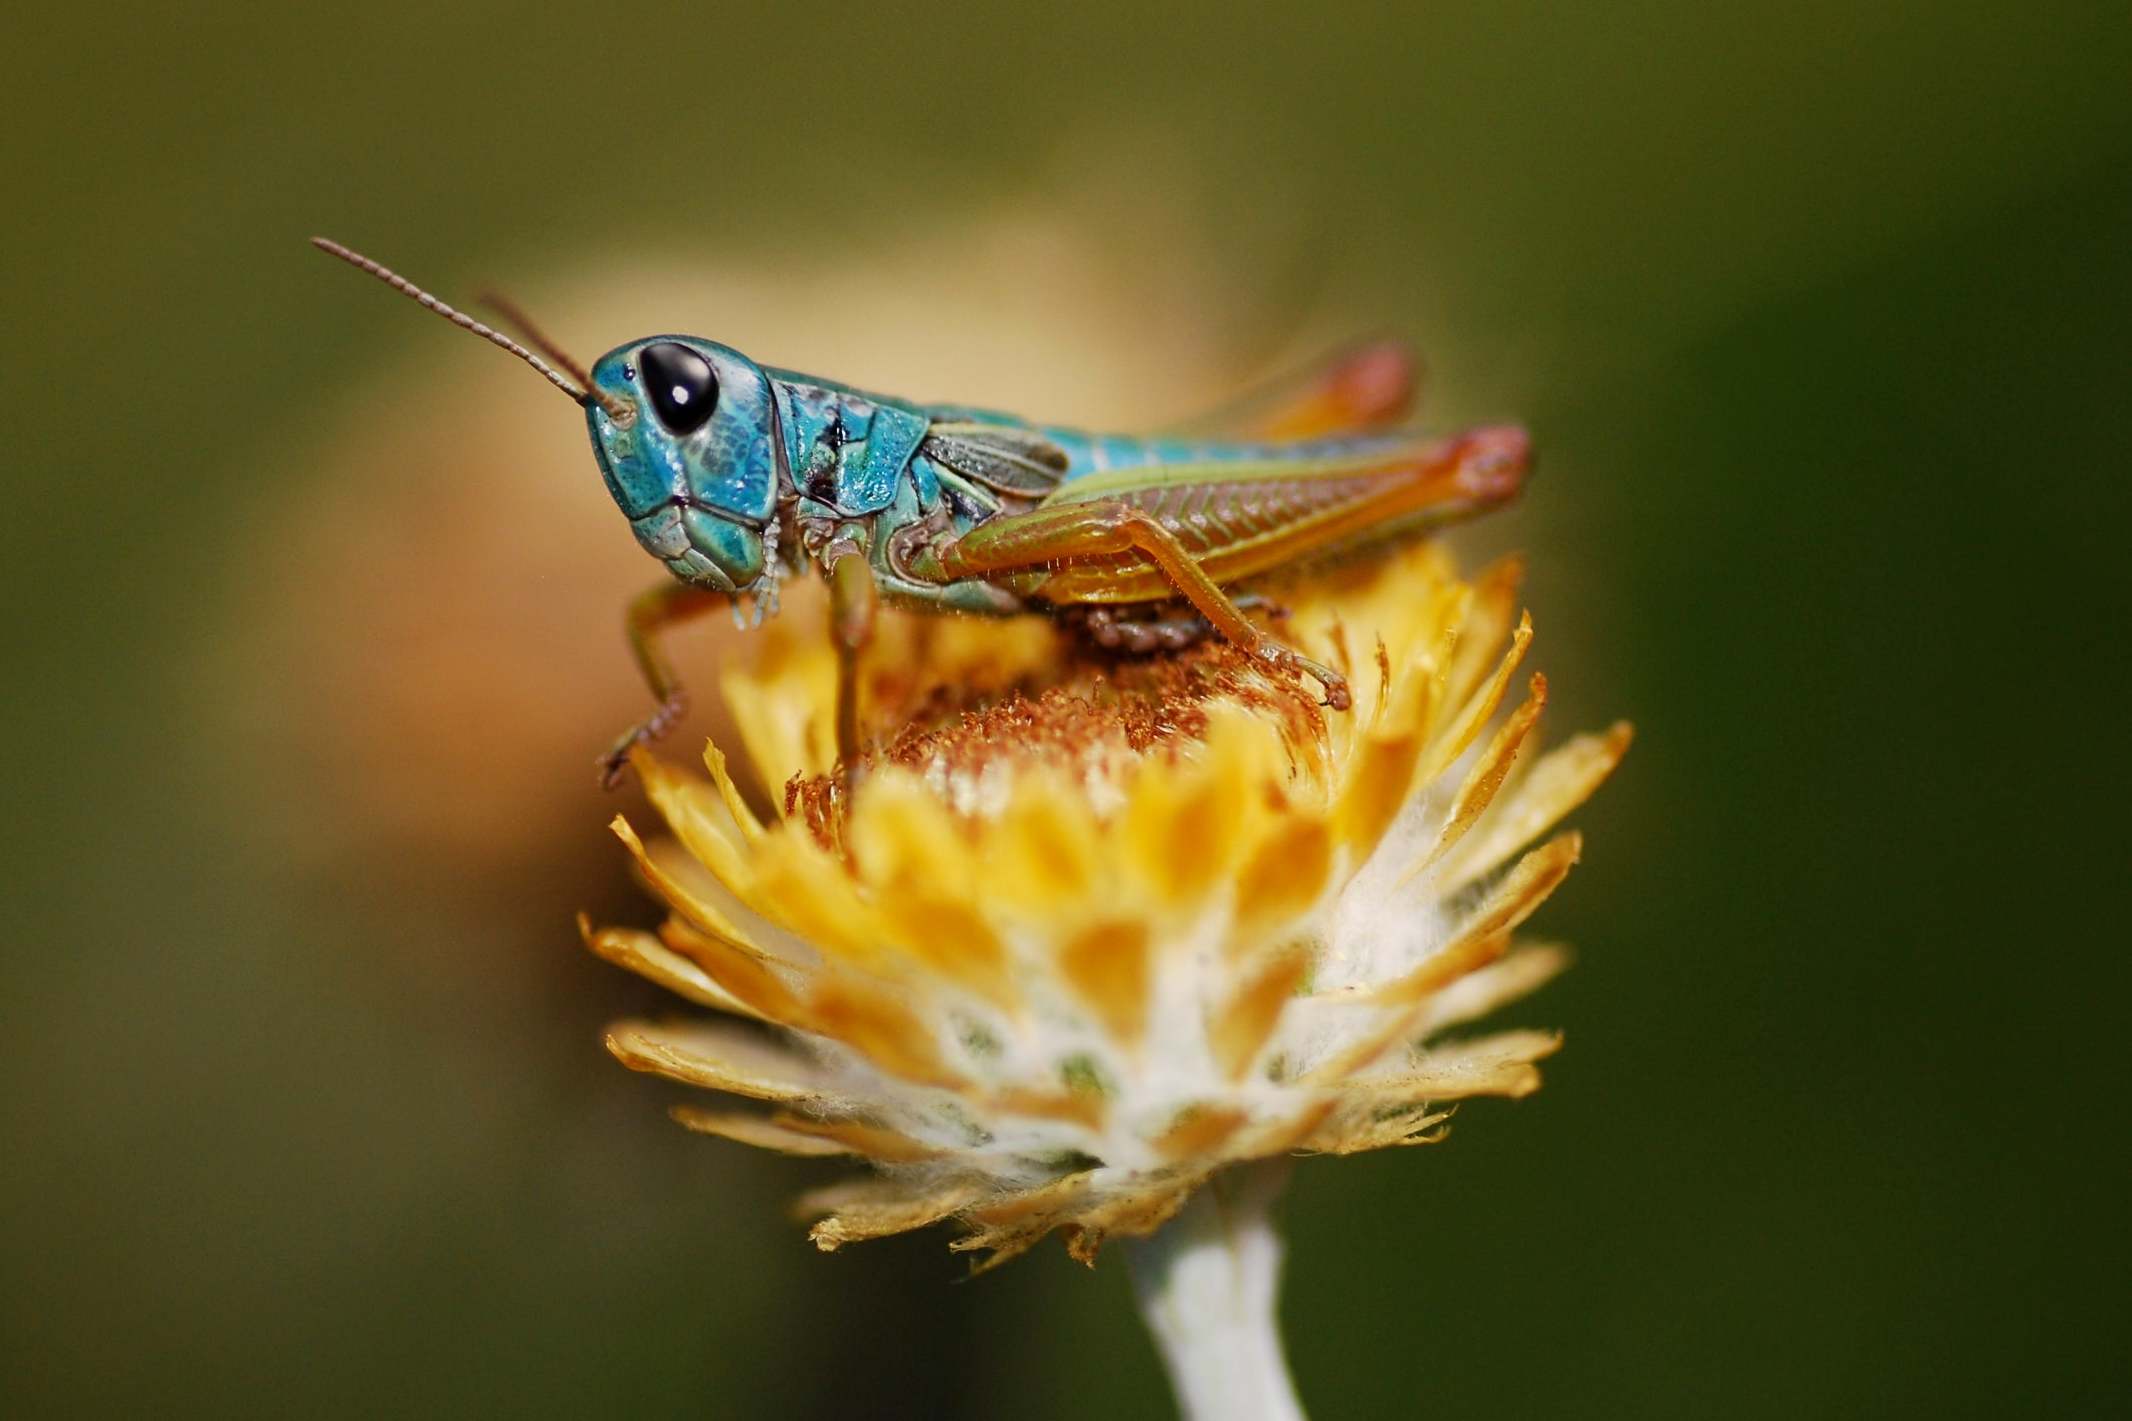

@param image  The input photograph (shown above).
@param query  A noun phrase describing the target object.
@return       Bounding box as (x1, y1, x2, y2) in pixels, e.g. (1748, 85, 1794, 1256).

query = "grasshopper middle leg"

(825, 549, 877, 773)
(920, 501, 1350, 709)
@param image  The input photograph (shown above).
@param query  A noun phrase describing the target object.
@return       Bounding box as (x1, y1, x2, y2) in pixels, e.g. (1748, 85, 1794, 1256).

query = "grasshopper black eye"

(639, 342, 718, 435)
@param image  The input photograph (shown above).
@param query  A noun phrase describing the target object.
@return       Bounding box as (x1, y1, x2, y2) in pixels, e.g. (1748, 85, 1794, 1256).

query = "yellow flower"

(584, 541, 1628, 1270)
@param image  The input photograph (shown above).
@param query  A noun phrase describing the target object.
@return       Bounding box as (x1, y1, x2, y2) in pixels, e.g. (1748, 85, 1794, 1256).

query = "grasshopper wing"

(921, 422, 1071, 498)
(1163, 338, 1420, 440)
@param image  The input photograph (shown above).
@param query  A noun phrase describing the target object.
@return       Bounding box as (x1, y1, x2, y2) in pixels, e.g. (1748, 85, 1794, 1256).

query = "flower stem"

(1123, 1160, 1307, 1421)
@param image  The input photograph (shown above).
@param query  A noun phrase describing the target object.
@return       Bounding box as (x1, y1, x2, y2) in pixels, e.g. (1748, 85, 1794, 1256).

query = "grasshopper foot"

(597, 689, 689, 790)
(1259, 642, 1350, 711)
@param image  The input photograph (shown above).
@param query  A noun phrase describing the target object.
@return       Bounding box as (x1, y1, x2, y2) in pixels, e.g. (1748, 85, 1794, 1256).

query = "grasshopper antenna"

(311, 237, 633, 423)
(475, 288, 597, 393)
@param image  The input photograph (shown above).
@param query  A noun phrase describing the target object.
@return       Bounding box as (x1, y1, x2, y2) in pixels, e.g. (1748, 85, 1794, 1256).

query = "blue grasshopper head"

(585, 337, 782, 593)
(307, 241, 786, 597)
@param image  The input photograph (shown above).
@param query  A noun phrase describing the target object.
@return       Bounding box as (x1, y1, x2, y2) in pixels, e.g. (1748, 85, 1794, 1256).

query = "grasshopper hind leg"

(919, 501, 1349, 710)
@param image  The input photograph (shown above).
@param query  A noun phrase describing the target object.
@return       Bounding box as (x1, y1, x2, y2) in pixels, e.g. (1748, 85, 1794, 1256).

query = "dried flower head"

(585, 541, 1628, 1269)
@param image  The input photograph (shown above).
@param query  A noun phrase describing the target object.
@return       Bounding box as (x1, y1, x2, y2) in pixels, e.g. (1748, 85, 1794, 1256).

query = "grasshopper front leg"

(919, 502, 1350, 710)
(600, 581, 727, 788)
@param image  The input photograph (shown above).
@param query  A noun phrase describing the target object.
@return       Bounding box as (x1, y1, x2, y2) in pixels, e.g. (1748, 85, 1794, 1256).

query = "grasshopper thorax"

(586, 337, 785, 596)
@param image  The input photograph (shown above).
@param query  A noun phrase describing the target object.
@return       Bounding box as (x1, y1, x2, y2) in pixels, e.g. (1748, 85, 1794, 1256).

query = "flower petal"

(983, 767, 1105, 915)
(701, 742, 765, 843)
(1419, 611, 1533, 785)
(578, 917, 771, 1020)
(1415, 943, 1572, 1035)
(605, 1019, 835, 1103)
(802, 1175, 984, 1250)
(1436, 832, 1582, 964)
(656, 917, 810, 1026)
(1057, 920, 1151, 1052)
(1307, 1106, 1455, 1155)
(1438, 722, 1632, 890)
(1209, 947, 1311, 1081)
(1232, 813, 1333, 943)
(1153, 1105, 1250, 1162)
(746, 829, 899, 971)
(676, 1106, 944, 1163)
(632, 747, 759, 896)
(950, 1170, 1103, 1269)
(1443, 555, 1525, 710)
(1121, 713, 1266, 909)
(1409, 673, 1546, 880)
(609, 815, 777, 957)
(804, 977, 964, 1088)
(668, 1106, 857, 1157)
(1363, 1028, 1563, 1102)
(1064, 1178, 1204, 1263)
(721, 620, 840, 788)
(1332, 666, 1429, 858)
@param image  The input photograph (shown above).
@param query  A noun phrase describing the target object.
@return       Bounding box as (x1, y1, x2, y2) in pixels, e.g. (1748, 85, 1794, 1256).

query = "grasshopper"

(314, 239, 1531, 786)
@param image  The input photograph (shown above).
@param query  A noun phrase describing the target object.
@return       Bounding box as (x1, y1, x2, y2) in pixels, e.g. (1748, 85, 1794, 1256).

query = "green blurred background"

(6, 3, 2128, 1416)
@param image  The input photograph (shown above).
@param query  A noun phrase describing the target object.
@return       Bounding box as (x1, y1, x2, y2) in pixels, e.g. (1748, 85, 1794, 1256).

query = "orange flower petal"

(804, 977, 962, 1089)
(1209, 947, 1312, 1081)
(1057, 920, 1151, 1051)
(605, 1019, 834, 1103)
(1439, 722, 1632, 891)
